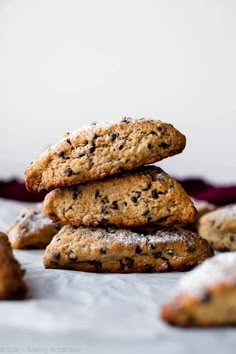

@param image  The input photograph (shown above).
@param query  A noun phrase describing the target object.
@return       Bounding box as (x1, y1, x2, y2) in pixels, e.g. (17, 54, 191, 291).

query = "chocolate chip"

(159, 142, 170, 149)
(50, 261, 59, 266)
(144, 264, 154, 272)
(158, 216, 168, 223)
(119, 258, 134, 270)
(135, 245, 142, 254)
(230, 235, 235, 242)
(140, 183, 151, 191)
(153, 251, 162, 258)
(119, 144, 124, 150)
(148, 242, 156, 250)
(142, 210, 149, 216)
(157, 126, 163, 132)
(201, 291, 212, 303)
(89, 145, 96, 153)
(149, 131, 157, 135)
(52, 252, 61, 260)
(151, 189, 159, 199)
(99, 217, 107, 223)
(72, 190, 78, 199)
(121, 117, 130, 123)
(100, 248, 107, 255)
(123, 201, 128, 207)
(186, 245, 196, 253)
(131, 196, 138, 203)
(147, 143, 152, 149)
(101, 196, 109, 204)
(64, 167, 74, 176)
(66, 138, 72, 145)
(88, 260, 102, 271)
(110, 132, 119, 140)
(68, 250, 78, 261)
(125, 257, 134, 268)
(95, 190, 101, 198)
(57, 151, 65, 158)
(110, 201, 118, 210)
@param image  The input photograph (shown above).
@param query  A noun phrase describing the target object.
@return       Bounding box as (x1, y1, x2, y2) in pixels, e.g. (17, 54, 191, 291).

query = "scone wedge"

(0, 232, 27, 299)
(161, 252, 236, 326)
(43, 166, 197, 228)
(43, 225, 213, 273)
(25, 118, 186, 192)
(6, 203, 61, 249)
(198, 204, 236, 251)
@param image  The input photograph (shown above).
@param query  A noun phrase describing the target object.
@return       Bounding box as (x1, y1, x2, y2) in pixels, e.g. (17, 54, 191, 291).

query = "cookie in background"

(161, 252, 236, 326)
(198, 204, 236, 252)
(0, 232, 27, 299)
(6, 203, 61, 249)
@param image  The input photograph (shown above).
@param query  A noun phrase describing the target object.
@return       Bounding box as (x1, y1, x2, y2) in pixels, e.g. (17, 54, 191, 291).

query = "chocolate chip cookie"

(161, 252, 236, 326)
(43, 166, 196, 228)
(25, 118, 186, 192)
(43, 225, 213, 272)
(0, 232, 27, 299)
(198, 204, 236, 251)
(6, 203, 61, 249)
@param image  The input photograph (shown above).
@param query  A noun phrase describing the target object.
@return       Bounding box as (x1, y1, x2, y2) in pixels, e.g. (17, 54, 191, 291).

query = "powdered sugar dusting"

(176, 252, 236, 296)
(16, 203, 56, 232)
(206, 204, 236, 220)
(67, 226, 197, 246)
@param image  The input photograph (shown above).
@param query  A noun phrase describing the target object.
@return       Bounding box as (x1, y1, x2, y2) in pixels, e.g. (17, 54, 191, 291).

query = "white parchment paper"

(0, 198, 235, 354)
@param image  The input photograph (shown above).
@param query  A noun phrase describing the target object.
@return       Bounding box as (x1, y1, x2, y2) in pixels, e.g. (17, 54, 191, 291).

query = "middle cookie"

(44, 166, 196, 228)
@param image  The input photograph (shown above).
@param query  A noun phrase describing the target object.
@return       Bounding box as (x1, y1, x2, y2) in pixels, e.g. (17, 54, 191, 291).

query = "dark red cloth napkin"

(0, 180, 46, 202)
(1, 178, 236, 206)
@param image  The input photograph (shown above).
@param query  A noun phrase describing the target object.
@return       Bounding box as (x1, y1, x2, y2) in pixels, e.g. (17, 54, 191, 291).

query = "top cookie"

(25, 118, 186, 192)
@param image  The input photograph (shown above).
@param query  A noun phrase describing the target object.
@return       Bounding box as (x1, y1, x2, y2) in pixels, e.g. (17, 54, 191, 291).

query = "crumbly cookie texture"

(198, 204, 236, 251)
(0, 232, 27, 299)
(43, 225, 213, 273)
(6, 203, 61, 249)
(25, 118, 186, 192)
(161, 252, 236, 326)
(43, 166, 197, 228)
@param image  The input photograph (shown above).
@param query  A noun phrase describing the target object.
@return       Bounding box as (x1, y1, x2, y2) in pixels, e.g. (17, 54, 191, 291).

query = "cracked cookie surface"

(25, 118, 186, 192)
(43, 225, 213, 273)
(43, 166, 197, 228)
(161, 252, 236, 326)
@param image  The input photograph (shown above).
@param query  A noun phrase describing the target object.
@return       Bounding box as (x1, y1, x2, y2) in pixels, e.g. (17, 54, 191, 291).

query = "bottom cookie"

(43, 225, 213, 273)
(161, 252, 236, 326)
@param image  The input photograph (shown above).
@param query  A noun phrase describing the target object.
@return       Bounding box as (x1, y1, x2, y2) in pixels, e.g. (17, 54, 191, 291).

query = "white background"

(0, 0, 236, 183)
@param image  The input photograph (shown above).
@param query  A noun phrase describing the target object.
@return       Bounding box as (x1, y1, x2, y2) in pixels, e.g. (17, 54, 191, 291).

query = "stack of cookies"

(25, 118, 213, 272)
